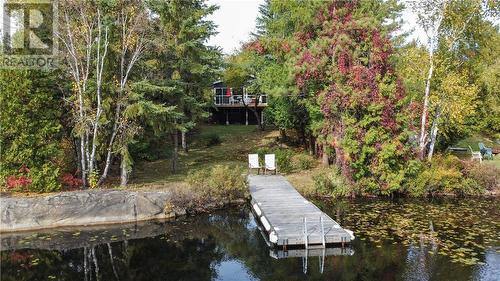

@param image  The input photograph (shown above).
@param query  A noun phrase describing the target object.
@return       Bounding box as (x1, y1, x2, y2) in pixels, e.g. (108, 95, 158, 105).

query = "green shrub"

(2, 164, 61, 193)
(187, 165, 248, 200)
(256, 148, 294, 173)
(201, 133, 221, 147)
(407, 155, 485, 197)
(461, 162, 499, 192)
(293, 153, 316, 170)
(28, 164, 61, 192)
(457, 178, 484, 196)
(275, 149, 294, 173)
(0, 70, 63, 193)
(313, 168, 352, 198)
(256, 147, 271, 164)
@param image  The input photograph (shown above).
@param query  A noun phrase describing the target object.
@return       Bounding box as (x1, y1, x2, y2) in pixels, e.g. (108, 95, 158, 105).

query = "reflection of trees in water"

(0, 209, 446, 280)
(1, 221, 225, 280)
(199, 209, 408, 281)
(2, 236, 224, 281)
(1, 201, 495, 281)
(402, 236, 479, 281)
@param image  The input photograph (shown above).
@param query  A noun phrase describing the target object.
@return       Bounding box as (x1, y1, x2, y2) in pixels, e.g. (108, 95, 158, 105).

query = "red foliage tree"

(293, 1, 417, 194)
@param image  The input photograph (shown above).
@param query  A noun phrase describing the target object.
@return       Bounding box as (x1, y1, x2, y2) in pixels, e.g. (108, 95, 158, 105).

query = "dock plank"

(248, 175, 353, 247)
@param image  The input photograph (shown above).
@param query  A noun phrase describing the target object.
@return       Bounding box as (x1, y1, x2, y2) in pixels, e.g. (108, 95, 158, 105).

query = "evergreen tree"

(293, 1, 416, 194)
(0, 70, 63, 192)
(141, 0, 222, 171)
(253, 0, 273, 37)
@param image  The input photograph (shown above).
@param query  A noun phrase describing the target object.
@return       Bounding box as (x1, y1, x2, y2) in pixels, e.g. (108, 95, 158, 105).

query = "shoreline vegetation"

(2, 125, 499, 200)
(1, 1, 499, 233)
(0, 125, 498, 232)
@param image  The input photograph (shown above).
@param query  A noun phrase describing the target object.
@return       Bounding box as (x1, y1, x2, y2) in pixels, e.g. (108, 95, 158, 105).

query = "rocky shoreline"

(0, 189, 244, 233)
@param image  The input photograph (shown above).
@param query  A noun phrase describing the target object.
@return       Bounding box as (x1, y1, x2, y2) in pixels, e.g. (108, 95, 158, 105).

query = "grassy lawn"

(128, 126, 499, 193)
(452, 134, 500, 168)
(130, 125, 279, 188)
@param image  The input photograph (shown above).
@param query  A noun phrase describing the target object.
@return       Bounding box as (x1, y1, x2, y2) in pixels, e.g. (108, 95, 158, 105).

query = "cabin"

(211, 80, 267, 125)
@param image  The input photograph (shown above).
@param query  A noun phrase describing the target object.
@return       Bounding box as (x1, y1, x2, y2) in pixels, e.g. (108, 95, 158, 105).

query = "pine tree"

(143, 0, 222, 171)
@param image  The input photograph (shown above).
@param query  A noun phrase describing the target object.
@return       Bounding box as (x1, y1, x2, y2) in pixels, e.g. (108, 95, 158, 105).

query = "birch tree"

(99, 0, 148, 186)
(59, 1, 148, 187)
(58, 1, 109, 187)
(411, 0, 447, 160)
(411, 0, 494, 160)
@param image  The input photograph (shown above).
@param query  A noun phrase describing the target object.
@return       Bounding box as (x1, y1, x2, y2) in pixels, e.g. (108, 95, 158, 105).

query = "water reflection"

(1, 198, 499, 281)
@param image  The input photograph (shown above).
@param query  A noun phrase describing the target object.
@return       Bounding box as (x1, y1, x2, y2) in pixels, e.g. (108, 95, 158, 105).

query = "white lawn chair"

(248, 154, 261, 174)
(264, 154, 277, 174)
(469, 146, 482, 163)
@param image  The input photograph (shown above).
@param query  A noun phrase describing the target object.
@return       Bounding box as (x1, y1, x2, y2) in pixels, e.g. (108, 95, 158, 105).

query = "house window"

(215, 88, 224, 96)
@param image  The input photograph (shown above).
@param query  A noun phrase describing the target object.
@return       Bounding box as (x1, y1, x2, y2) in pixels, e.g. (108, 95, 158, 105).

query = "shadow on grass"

(129, 125, 279, 187)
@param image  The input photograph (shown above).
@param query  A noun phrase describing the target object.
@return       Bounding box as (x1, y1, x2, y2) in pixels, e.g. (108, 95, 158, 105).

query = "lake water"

(1, 198, 499, 281)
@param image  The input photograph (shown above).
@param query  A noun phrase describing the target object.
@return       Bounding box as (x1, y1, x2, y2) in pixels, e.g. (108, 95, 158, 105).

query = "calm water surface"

(1, 198, 499, 281)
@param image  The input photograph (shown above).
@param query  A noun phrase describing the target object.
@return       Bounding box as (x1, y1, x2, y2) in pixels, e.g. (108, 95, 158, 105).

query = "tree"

(253, 0, 273, 37)
(475, 28, 500, 135)
(250, 0, 404, 156)
(58, 0, 150, 187)
(293, 1, 416, 194)
(140, 0, 222, 172)
(101, 0, 149, 186)
(0, 70, 63, 192)
(411, 0, 497, 160)
(224, 49, 266, 130)
(58, 0, 104, 186)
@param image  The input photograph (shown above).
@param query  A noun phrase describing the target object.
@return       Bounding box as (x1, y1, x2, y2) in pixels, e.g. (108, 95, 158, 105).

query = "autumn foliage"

(5, 166, 32, 190)
(294, 1, 417, 194)
(61, 173, 84, 189)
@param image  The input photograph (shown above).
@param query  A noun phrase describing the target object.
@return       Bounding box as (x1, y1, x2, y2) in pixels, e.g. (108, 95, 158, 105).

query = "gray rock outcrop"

(0, 189, 182, 232)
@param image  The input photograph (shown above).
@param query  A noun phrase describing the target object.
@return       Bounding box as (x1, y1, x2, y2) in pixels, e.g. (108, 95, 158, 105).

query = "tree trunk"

(74, 138, 83, 185)
(419, 53, 434, 160)
(251, 108, 262, 130)
(308, 134, 315, 156)
(120, 157, 128, 187)
(321, 144, 329, 167)
(334, 145, 342, 167)
(98, 104, 121, 186)
(172, 131, 179, 173)
(279, 129, 287, 142)
(299, 127, 307, 149)
(181, 130, 187, 152)
(80, 137, 87, 187)
(427, 107, 441, 161)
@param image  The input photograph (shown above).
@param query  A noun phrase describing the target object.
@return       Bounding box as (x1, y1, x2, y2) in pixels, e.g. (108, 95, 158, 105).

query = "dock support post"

(302, 251, 308, 274)
(245, 109, 248, 125)
(225, 111, 229, 125)
(303, 217, 308, 249)
(320, 216, 325, 248)
(319, 248, 325, 274)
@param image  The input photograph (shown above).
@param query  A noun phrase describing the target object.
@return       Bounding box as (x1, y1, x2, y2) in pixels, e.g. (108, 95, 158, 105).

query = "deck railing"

(214, 94, 267, 106)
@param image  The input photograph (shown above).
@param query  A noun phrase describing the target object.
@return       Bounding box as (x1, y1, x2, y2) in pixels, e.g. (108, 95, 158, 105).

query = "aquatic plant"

(332, 198, 499, 266)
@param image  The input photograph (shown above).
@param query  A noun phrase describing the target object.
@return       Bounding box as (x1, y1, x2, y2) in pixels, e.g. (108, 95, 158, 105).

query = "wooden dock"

(248, 175, 354, 248)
